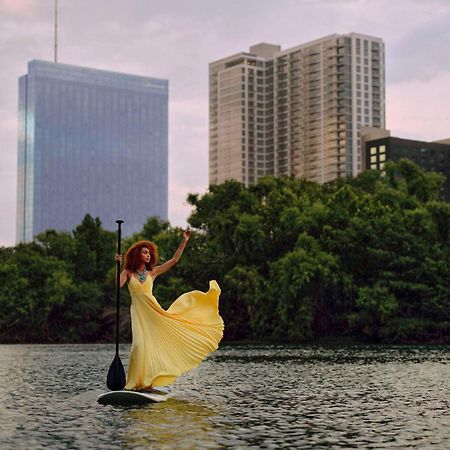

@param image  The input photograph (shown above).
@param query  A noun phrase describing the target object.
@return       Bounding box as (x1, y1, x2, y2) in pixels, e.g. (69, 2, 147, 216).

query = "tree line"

(0, 159, 449, 344)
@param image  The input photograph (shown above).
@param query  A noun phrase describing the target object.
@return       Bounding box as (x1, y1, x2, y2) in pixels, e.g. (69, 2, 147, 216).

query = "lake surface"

(0, 343, 449, 449)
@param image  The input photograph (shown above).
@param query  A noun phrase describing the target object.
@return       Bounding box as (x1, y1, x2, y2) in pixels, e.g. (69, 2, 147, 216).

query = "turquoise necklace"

(136, 267, 148, 283)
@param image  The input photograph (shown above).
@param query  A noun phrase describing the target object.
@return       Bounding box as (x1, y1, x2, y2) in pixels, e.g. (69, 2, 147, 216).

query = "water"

(0, 344, 449, 449)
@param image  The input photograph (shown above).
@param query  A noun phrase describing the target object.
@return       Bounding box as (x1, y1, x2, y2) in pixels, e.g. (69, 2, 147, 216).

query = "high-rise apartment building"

(209, 33, 385, 186)
(16, 60, 168, 243)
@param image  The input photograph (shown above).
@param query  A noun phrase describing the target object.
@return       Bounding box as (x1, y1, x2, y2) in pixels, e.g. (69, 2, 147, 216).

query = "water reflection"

(122, 399, 219, 449)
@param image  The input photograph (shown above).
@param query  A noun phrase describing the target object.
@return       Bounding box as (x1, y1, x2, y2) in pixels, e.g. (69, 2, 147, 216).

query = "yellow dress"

(125, 275, 224, 389)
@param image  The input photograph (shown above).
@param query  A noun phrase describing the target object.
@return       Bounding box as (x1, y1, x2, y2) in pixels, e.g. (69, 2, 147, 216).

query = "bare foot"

(139, 386, 153, 393)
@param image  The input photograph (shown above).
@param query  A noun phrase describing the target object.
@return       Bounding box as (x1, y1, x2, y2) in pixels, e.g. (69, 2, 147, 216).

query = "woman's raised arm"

(152, 230, 191, 278)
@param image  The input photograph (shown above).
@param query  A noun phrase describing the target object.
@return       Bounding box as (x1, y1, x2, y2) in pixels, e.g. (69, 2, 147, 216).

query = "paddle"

(106, 219, 126, 391)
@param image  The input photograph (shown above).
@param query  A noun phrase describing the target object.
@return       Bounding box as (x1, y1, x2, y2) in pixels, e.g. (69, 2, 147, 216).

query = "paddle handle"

(115, 220, 123, 356)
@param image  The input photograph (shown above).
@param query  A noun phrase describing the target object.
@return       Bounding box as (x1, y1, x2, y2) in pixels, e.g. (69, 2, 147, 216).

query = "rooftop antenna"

(54, 0, 58, 63)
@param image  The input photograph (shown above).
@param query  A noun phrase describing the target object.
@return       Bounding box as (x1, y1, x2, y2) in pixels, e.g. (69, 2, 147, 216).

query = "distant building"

(363, 129, 450, 200)
(209, 33, 385, 187)
(16, 60, 168, 243)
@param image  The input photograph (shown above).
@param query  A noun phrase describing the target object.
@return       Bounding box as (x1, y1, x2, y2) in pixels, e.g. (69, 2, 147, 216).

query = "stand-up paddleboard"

(97, 386, 172, 405)
(147, 386, 172, 396)
(98, 390, 166, 405)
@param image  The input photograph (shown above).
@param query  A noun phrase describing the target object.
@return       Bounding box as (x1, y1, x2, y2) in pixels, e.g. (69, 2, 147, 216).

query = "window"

(379, 154, 386, 162)
(379, 145, 386, 153)
(371, 155, 377, 163)
(370, 147, 377, 155)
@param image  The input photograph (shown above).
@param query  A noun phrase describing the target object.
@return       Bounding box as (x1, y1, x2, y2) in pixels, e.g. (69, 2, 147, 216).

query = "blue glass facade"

(16, 60, 168, 242)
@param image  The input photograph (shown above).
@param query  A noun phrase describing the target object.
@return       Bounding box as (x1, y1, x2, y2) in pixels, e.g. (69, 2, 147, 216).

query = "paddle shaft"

(106, 219, 126, 391)
(115, 220, 123, 356)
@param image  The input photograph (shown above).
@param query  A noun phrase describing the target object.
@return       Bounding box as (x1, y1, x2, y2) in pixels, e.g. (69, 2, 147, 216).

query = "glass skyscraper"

(16, 60, 168, 243)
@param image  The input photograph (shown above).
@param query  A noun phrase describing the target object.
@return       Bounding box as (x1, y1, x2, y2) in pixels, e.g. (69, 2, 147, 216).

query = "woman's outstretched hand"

(183, 229, 191, 241)
(115, 254, 122, 263)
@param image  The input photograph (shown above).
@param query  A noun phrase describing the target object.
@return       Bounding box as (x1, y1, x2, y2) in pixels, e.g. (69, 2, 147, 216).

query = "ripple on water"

(0, 343, 449, 449)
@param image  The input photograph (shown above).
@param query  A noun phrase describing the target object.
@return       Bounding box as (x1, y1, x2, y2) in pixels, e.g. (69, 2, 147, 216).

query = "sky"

(1, 0, 449, 246)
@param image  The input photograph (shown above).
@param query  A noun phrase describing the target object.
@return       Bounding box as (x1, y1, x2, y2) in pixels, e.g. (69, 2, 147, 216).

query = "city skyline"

(16, 60, 168, 242)
(1, 0, 450, 246)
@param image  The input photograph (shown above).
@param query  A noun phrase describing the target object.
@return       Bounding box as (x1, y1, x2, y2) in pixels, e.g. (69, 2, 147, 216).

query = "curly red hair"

(124, 241, 159, 273)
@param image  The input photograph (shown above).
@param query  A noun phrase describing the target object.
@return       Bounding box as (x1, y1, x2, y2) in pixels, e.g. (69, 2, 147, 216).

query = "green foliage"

(396, 158, 445, 202)
(0, 159, 448, 344)
(0, 216, 114, 342)
(266, 234, 343, 340)
(0, 243, 73, 341)
(222, 265, 263, 339)
(124, 216, 170, 246)
(72, 214, 116, 283)
(0, 262, 34, 340)
(50, 281, 103, 341)
(348, 285, 399, 339)
(185, 159, 449, 343)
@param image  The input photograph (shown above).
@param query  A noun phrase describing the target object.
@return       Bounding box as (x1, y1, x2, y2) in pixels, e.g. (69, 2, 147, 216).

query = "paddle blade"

(106, 354, 126, 391)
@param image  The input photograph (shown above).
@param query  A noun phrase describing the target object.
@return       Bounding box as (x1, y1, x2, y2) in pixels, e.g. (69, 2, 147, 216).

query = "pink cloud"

(0, 0, 38, 16)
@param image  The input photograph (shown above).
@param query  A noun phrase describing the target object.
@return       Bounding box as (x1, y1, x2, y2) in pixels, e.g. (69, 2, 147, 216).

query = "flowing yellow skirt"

(125, 276, 224, 389)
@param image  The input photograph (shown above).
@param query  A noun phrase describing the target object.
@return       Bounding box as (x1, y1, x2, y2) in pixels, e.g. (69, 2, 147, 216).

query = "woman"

(115, 230, 224, 391)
